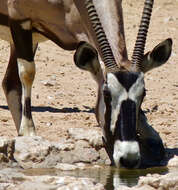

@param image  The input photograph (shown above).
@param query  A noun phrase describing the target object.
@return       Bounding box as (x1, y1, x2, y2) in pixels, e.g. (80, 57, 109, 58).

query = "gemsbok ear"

(140, 38, 172, 73)
(74, 42, 100, 74)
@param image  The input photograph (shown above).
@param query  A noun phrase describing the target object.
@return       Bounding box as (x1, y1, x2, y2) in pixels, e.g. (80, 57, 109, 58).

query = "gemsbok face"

(74, 0, 172, 168)
(102, 71, 145, 168)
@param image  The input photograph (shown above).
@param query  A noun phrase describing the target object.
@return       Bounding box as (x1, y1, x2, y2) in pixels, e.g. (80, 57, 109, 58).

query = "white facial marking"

(113, 140, 140, 167)
(107, 73, 128, 134)
(128, 73, 144, 102)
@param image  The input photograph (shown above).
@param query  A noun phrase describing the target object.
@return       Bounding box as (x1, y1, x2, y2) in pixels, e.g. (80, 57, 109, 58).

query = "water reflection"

(23, 165, 169, 189)
(105, 166, 168, 189)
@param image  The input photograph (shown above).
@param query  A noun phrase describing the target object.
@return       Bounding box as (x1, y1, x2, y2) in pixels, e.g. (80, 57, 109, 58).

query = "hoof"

(18, 125, 36, 136)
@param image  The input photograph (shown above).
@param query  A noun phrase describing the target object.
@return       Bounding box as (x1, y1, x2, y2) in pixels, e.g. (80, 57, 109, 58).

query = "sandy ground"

(0, 0, 177, 149)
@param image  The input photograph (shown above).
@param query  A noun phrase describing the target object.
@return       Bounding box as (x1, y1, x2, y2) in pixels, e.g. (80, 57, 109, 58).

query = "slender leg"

(9, 19, 36, 136)
(2, 44, 22, 132)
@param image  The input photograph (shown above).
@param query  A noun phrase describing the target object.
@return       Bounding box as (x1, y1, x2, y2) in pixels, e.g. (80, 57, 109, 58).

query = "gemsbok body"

(0, 0, 172, 168)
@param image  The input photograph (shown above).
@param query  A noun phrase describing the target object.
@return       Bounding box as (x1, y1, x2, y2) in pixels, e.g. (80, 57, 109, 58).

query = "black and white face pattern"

(102, 71, 146, 168)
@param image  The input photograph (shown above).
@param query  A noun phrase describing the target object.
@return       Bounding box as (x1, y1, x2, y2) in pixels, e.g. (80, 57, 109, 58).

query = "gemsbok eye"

(103, 86, 112, 105)
(103, 85, 111, 98)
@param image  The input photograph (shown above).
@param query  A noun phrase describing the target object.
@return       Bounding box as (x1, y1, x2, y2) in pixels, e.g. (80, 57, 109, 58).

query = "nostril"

(120, 157, 140, 169)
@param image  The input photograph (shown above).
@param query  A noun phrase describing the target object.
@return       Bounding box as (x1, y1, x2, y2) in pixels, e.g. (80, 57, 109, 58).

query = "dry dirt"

(0, 0, 177, 150)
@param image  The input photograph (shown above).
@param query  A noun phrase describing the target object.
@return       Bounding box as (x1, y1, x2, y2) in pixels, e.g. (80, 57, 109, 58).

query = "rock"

(46, 122, 52, 127)
(75, 139, 90, 148)
(55, 163, 78, 170)
(164, 16, 176, 23)
(0, 137, 15, 161)
(98, 148, 110, 165)
(168, 156, 178, 167)
(41, 80, 55, 87)
(13, 130, 106, 169)
(0, 168, 30, 189)
(131, 185, 155, 190)
(53, 140, 75, 151)
(67, 128, 103, 148)
(14, 136, 77, 169)
(0, 168, 105, 190)
(0, 153, 9, 163)
(75, 162, 87, 169)
(59, 147, 99, 164)
(114, 171, 178, 190)
(14, 136, 55, 169)
(9, 181, 57, 190)
(137, 171, 178, 190)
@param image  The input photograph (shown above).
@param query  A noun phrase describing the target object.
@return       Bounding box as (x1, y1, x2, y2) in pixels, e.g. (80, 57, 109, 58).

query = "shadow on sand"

(0, 105, 94, 114)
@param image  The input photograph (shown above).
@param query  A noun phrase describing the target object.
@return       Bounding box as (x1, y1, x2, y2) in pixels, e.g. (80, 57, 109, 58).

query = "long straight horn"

(85, 0, 119, 71)
(132, 0, 154, 66)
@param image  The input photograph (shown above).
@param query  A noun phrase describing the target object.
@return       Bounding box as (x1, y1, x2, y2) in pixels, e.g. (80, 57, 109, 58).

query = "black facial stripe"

(103, 89, 115, 154)
(115, 71, 139, 91)
(115, 99, 137, 141)
(0, 13, 8, 26)
(104, 89, 112, 131)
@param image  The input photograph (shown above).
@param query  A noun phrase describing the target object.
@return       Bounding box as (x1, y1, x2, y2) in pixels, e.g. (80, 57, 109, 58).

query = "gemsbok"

(0, 0, 172, 168)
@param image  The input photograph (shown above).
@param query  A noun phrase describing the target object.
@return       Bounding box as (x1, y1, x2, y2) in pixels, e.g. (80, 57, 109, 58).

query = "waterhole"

(23, 165, 177, 189)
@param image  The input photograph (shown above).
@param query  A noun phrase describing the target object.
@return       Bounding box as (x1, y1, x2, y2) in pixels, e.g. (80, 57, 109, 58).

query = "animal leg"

(2, 44, 22, 133)
(9, 19, 36, 136)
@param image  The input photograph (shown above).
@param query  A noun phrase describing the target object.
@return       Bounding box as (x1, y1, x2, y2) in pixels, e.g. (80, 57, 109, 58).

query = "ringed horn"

(132, 0, 154, 66)
(84, 0, 119, 72)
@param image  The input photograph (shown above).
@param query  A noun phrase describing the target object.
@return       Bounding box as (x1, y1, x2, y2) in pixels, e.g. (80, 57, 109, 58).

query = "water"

(23, 165, 173, 189)
(104, 166, 169, 189)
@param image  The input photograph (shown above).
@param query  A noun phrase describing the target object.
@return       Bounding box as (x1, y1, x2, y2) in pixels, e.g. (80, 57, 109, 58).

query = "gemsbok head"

(74, 0, 172, 168)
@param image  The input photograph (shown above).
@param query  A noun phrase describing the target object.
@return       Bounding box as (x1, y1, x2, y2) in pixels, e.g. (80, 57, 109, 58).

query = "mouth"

(120, 156, 140, 169)
(113, 140, 141, 169)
